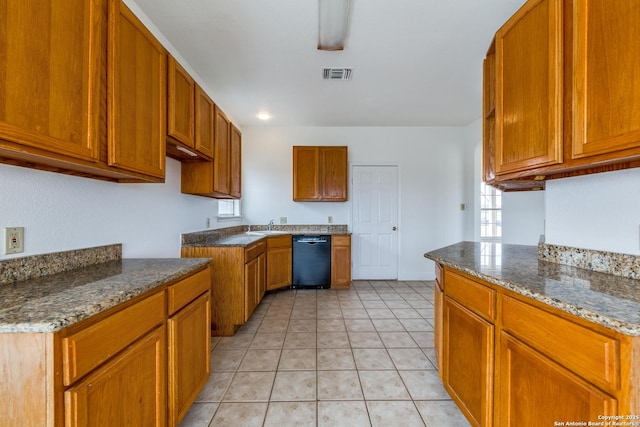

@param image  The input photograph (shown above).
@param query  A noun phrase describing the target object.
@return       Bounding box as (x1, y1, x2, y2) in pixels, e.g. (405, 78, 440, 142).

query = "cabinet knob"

(392, 226, 397, 231)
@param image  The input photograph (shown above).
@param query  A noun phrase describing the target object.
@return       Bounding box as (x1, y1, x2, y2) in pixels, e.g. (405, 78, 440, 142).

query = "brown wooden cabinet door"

(65, 326, 167, 427)
(195, 85, 214, 159)
(257, 252, 266, 302)
(443, 296, 493, 427)
(213, 106, 231, 194)
(320, 147, 348, 200)
(331, 235, 351, 287)
(168, 293, 211, 426)
(495, 0, 563, 175)
(0, 0, 102, 162)
(108, 0, 166, 179)
(293, 146, 320, 200)
(167, 55, 195, 149)
(244, 257, 258, 322)
(498, 332, 617, 426)
(230, 124, 242, 198)
(483, 42, 497, 184)
(571, 0, 640, 160)
(293, 146, 348, 201)
(267, 248, 292, 291)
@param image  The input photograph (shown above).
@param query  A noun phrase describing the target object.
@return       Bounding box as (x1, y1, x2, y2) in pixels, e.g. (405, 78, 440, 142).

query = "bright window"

(217, 200, 241, 218)
(480, 182, 502, 241)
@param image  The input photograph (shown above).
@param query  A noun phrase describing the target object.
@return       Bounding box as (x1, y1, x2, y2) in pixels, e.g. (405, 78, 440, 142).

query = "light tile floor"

(179, 280, 470, 427)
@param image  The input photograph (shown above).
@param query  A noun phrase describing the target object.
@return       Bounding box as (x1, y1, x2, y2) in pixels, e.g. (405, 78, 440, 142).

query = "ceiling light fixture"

(318, 0, 351, 51)
(257, 112, 271, 121)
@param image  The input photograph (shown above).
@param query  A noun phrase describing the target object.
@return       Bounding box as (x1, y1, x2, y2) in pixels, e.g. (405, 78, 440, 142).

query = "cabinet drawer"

(332, 234, 350, 246)
(444, 270, 495, 320)
(62, 291, 165, 386)
(501, 295, 620, 392)
(168, 268, 210, 315)
(245, 241, 266, 262)
(267, 235, 292, 249)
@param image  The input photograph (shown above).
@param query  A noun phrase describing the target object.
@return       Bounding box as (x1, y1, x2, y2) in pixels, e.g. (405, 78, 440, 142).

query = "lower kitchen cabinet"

(167, 269, 211, 426)
(266, 235, 292, 291)
(65, 325, 167, 427)
(438, 267, 637, 426)
(331, 234, 351, 287)
(499, 332, 616, 426)
(0, 266, 211, 427)
(245, 248, 266, 322)
(443, 293, 494, 426)
(182, 241, 266, 336)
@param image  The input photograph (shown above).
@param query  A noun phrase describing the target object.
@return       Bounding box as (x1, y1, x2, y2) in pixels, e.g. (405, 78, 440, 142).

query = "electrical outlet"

(328, 216, 333, 224)
(280, 217, 287, 224)
(4, 227, 24, 255)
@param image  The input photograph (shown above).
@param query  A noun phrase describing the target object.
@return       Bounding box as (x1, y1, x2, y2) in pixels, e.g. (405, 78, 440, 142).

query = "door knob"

(392, 226, 397, 231)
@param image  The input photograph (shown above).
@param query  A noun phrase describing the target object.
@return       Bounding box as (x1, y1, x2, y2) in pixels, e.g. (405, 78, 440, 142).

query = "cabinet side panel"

(0, 334, 53, 426)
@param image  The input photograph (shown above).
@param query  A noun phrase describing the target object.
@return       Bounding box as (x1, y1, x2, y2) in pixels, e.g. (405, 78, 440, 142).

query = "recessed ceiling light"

(257, 112, 271, 120)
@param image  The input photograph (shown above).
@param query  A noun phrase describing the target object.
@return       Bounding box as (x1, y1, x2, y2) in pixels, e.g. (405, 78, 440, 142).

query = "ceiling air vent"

(322, 68, 352, 80)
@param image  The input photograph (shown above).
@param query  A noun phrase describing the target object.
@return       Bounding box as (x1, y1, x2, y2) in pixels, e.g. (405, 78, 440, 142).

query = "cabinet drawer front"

(168, 268, 210, 315)
(62, 291, 166, 386)
(501, 295, 620, 392)
(444, 270, 496, 320)
(332, 234, 351, 246)
(267, 235, 292, 249)
(245, 241, 266, 262)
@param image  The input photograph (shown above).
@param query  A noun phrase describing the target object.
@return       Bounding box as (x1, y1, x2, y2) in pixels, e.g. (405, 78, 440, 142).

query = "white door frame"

(350, 163, 401, 280)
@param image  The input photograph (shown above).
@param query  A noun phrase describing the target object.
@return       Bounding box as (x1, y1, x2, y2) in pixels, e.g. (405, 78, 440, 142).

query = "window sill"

(217, 215, 242, 222)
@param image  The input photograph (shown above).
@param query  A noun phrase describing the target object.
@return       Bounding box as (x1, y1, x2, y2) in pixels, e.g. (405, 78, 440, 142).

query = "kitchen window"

(217, 200, 241, 220)
(480, 182, 501, 242)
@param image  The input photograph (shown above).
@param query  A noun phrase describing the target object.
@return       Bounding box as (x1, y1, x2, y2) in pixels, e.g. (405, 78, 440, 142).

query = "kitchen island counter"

(425, 241, 640, 335)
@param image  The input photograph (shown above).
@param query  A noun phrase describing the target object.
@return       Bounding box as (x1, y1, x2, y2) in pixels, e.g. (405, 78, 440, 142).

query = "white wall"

(241, 126, 477, 280)
(502, 191, 545, 245)
(545, 168, 640, 254)
(0, 159, 228, 259)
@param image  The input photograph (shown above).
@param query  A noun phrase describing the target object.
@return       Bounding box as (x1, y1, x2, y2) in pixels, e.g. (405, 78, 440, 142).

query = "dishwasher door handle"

(297, 239, 328, 244)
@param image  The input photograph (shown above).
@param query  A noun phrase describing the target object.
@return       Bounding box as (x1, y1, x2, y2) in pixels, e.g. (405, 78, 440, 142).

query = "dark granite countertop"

(0, 258, 211, 333)
(182, 224, 350, 248)
(425, 241, 640, 336)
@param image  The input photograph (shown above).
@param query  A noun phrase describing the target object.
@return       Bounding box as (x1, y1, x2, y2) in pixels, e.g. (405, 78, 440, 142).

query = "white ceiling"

(131, 0, 525, 128)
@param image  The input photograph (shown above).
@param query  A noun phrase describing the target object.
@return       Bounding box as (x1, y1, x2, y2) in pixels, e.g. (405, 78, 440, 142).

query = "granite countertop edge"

(425, 244, 640, 337)
(0, 258, 211, 334)
(184, 230, 352, 248)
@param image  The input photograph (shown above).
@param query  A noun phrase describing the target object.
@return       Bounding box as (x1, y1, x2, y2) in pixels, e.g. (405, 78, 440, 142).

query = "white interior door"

(352, 165, 399, 280)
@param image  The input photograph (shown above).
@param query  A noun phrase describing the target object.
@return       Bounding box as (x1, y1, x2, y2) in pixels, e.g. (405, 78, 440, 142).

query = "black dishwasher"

(292, 235, 331, 289)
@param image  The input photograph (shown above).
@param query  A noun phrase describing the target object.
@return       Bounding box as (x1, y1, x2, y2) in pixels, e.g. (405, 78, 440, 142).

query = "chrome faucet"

(268, 220, 274, 231)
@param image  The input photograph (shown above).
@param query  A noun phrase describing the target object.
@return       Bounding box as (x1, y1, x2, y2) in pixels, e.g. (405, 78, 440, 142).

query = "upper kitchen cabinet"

(0, 0, 167, 182)
(485, 0, 640, 190)
(166, 55, 214, 161)
(229, 124, 242, 198)
(194, 86, 215, 159)
(494, 0, 563, 175)
(167, 56, 195, 155)
(571, 0, 640, 160)
(181, 106, 241, 199)
(293, 146, 348, 201)
(0, 1, 101, 163)
(108, 0, 166, 180)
